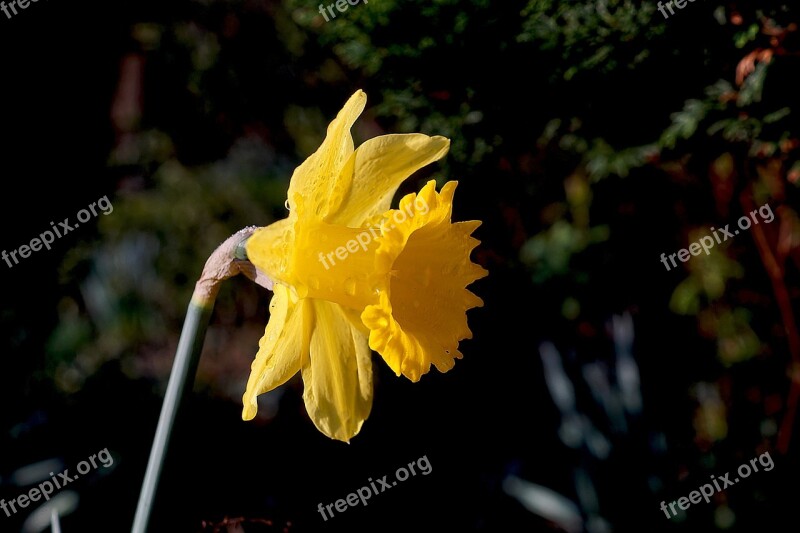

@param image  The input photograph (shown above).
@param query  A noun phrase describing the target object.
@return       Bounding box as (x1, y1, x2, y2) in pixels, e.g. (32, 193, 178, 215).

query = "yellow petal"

(302, 299, 373, 442)
(288, 90, 367, 219)
(330, 134, 450, 226)
(242, 284, 310, 420)
(245, 218, 294, 284)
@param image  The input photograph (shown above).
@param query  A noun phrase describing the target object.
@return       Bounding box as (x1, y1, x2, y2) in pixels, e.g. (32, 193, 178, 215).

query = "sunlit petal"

(288, 90, 367, 219)
(301, 299, 373, 442)
(242, 284, 310, 420)
(245, 218, 294, 284)
(330, 134, 450, 226)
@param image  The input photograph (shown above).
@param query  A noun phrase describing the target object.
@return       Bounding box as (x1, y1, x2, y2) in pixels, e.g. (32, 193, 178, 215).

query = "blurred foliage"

(49, 137, 289, 394)
(518, 0, 665, 79)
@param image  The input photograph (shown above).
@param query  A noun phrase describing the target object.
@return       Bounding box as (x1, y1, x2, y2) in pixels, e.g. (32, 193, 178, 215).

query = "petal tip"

(242, 402, 257, 421)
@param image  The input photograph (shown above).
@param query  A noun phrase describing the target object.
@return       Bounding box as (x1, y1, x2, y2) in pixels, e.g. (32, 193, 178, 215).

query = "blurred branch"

(742, 189, 800, 453)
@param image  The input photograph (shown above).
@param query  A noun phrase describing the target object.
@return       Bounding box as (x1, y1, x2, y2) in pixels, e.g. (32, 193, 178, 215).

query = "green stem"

(131, 298, 213, 533)
(131, 227, 260, 533)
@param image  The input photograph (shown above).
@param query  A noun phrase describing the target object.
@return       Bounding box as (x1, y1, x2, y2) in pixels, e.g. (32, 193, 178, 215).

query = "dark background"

(1, 1, 799, 532)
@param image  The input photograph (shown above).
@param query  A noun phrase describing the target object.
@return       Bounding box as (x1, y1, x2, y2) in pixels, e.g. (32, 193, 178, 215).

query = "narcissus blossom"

(242, 90, 487, 442)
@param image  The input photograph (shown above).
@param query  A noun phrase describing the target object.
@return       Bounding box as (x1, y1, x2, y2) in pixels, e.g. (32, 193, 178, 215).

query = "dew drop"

(284, 199, 291, 211)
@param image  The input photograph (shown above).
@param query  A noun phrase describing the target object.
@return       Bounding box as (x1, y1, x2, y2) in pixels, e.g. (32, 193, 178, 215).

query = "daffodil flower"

(242, 90, 487, 442)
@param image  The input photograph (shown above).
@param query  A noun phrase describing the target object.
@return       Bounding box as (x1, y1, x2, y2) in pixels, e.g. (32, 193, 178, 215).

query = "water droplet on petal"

(284, 199, 291, 211)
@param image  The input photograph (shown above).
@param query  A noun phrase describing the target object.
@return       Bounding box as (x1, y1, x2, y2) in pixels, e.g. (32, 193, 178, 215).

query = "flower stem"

(131, 297, 213, 533)
(132, 227, 264, 533)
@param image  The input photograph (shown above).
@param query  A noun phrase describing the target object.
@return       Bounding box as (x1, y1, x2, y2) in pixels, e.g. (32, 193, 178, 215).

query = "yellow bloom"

(242, 90, 487, 442)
